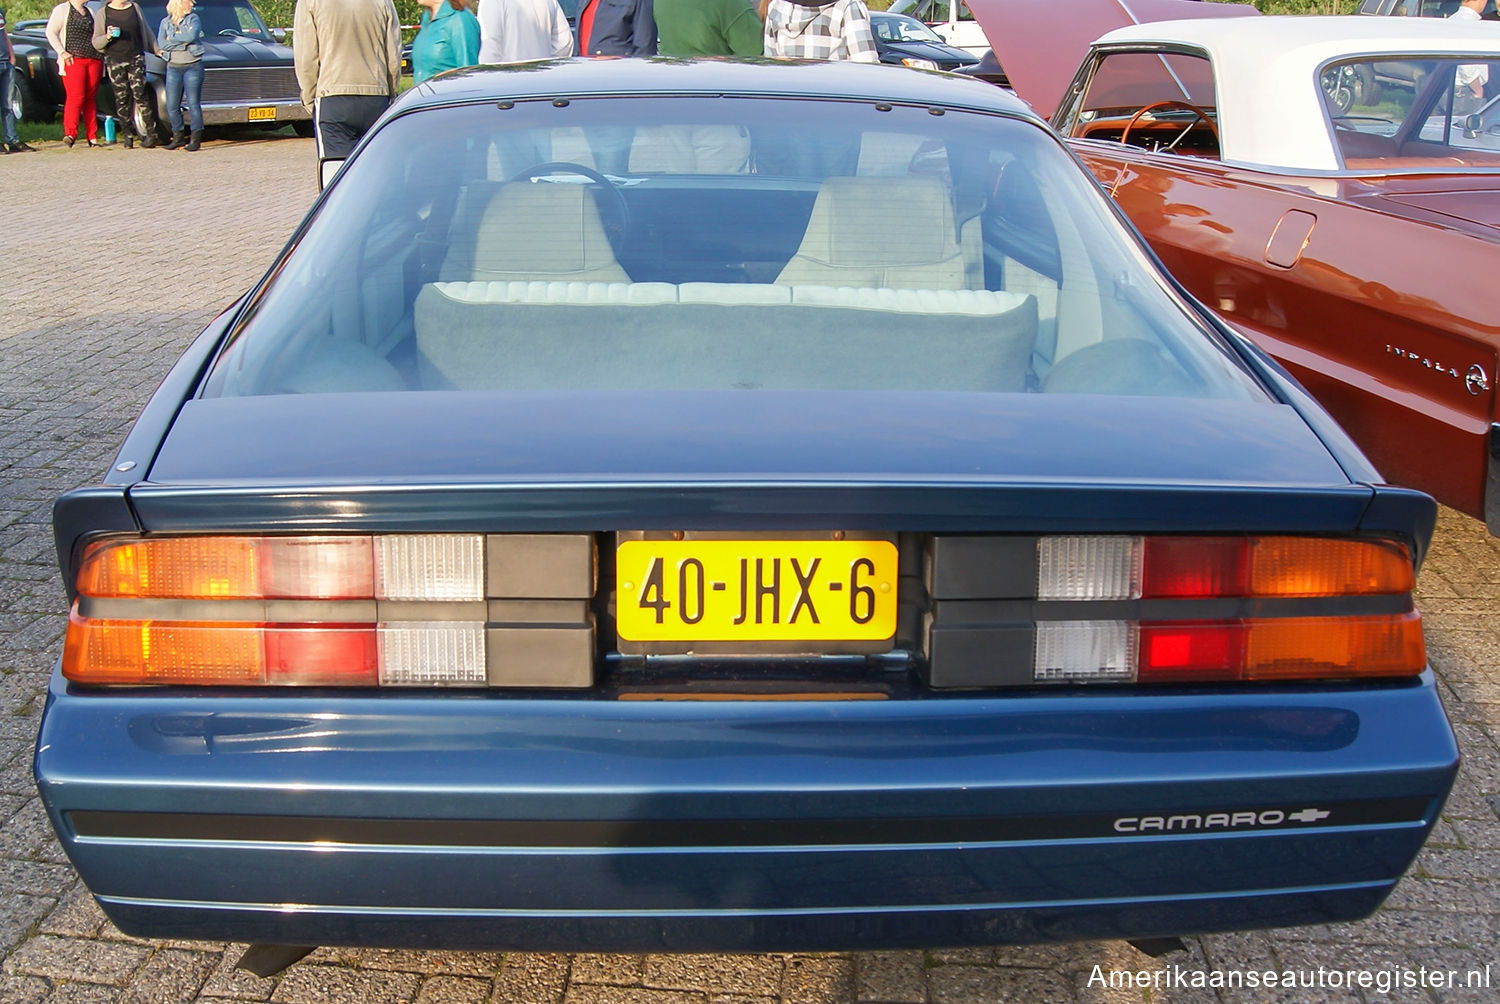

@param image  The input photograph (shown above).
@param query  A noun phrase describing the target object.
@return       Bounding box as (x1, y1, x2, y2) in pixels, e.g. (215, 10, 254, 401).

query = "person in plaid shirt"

(763, 0, 878, 63)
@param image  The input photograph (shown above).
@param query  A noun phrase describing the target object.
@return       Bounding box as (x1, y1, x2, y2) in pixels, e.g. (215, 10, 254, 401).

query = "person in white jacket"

(478, 0, 574, 64)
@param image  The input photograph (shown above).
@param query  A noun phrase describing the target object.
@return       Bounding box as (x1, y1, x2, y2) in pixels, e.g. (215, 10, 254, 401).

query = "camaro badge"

(1114, 808, 1332, 833)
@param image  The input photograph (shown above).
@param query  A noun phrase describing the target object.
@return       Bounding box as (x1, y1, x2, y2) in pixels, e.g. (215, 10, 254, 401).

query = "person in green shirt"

(412, 0, 481, 85)
(647, 0, 762, 173)
(655, 0, 763, 58)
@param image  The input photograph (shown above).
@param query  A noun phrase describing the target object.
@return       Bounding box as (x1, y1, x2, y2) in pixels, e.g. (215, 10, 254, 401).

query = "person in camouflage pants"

(93, 0, 159, 147)
(105, 55, 158, 145)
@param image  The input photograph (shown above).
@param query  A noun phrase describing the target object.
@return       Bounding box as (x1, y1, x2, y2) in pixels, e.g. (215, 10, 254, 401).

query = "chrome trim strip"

(92, 879, 1403, 919)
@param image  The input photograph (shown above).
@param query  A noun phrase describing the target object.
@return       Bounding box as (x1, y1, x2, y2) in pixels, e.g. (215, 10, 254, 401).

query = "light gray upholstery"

(414, 281, 1038, 392)
(774, 177, 967, 290)
(441, 182, 629, 284)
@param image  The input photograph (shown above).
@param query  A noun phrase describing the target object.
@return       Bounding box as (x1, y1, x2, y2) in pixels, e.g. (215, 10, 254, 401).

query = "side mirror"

(1464, 112, 1482, 139)
(318, 157, 343, 191)
(271, 28, 287, 43)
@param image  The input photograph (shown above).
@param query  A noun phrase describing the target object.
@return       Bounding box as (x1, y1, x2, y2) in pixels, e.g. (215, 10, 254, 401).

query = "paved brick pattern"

(0, 137, 1496, 1003)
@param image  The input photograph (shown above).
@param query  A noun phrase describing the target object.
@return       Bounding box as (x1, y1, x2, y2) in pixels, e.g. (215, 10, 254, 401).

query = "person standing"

(45, 0, 104, 147)
(1, 6, 35, 152)
(653, 0, 760, 173)
(762, 1, 875, 176)
(158, 0, 204, 150)
(478, 0, 573, 64)
(762, 0, 877, 64)
(576, 0, 655, 174)
(655, 0, 761, 58)
(576, 0, 656, 57)
(1452, 0, 1489, 115)
(293, 0, 401, 161)
(412, 0, 479, 83)
(93, 0, 160, 148)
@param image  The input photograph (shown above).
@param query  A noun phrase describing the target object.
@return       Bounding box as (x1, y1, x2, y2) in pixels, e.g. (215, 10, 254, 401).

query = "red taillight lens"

(264, 627, 380, 686)
(1138, 612, 1424, 683)
(1139, 536, 1413, 598)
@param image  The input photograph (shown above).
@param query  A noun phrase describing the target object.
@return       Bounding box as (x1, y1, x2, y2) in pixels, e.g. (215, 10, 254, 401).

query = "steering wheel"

(508, 161, 631, 252)
(1118, 100, 1220, 153)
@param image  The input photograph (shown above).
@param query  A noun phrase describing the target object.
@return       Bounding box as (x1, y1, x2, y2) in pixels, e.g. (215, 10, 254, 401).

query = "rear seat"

(414, 280, 1039, 393)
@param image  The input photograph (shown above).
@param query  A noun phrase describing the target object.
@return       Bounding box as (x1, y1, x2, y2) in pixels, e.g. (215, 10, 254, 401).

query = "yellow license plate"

(247, 107, 277, 121)
(616, 539, 898, 643)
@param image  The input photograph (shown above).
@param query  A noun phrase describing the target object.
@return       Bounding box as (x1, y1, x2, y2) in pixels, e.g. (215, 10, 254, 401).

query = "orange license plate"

(616, 539, 898, 643)
(247, 107, 277, 121)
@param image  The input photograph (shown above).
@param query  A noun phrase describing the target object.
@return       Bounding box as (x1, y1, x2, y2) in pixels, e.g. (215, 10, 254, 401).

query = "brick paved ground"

(0, 135, 1496, 1003)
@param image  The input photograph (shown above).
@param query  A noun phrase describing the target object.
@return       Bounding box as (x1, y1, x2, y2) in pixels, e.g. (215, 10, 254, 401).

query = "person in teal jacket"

(412, 0, 480, 84)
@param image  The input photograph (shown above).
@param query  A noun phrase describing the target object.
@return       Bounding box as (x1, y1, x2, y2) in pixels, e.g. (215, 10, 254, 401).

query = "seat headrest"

(446, 182, 629, 283)
(775, 176, 965, 289)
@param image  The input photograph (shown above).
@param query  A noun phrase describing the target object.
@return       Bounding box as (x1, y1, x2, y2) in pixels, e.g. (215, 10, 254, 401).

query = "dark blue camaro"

(39, 59, 1456, 962)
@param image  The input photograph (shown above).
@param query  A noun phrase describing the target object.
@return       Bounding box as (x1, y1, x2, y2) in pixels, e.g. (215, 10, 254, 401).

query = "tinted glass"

(1070, 52, 1216, 121)
(204, 95, 1263, 402)
(874, 15, 944, 44)
(141, 1, 271, 38)
(1323, 56, 1500, 167)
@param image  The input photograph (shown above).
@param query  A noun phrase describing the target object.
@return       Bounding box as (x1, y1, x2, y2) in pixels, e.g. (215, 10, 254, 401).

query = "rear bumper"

(35, 668, 1458, 951)
(199, 99, 309, 126)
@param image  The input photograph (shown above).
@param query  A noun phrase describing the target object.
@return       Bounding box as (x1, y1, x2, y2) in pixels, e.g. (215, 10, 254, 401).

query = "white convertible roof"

(1095, 15, 1500, 171)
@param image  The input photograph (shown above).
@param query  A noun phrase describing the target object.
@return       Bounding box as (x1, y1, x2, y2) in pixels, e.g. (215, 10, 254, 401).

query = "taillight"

(64, 534, 594, 687)
(929, 535, 1425, 687)
(1038, 535, 1414, 600)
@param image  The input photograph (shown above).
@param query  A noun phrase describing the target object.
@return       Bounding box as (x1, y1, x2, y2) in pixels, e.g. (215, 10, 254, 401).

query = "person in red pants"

(46, 0, 105, 146)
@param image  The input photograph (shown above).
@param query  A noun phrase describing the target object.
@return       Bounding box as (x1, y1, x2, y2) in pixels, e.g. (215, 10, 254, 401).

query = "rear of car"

(37, 61, 1456, 954)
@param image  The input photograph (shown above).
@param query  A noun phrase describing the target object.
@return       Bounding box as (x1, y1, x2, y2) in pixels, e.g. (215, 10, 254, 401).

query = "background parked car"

(974, 0, 1500, 534)
(870, 11, 977, 71)
(885, 0, 989, 56)
(5, 0, 308, 139)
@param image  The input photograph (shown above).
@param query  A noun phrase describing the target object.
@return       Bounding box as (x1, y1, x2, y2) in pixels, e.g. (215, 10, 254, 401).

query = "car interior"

(1061, 52, 1223, 160)
(204, 99, 1257, 405)
(1322, 57, 1500, 169)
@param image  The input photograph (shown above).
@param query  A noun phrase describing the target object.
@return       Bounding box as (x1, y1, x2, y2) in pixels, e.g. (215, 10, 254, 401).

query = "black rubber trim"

(69, 798, 1432, 848)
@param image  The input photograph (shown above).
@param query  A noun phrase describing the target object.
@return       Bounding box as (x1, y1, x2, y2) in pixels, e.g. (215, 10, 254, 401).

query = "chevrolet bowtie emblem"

(1287, 808, 1332, 823)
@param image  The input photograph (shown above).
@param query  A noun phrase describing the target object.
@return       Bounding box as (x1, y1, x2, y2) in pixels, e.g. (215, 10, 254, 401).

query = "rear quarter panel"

(1074, 143, 1500, 523)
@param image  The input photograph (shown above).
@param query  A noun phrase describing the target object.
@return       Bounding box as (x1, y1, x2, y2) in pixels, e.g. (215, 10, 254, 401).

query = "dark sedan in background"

(871, 11, 978, 72)
(6, 0, 307, 138)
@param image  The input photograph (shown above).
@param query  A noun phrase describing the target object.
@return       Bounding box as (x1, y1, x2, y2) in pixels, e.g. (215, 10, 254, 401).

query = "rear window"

(204, 95, 1262, 402)
(1322, 56, 1500, 168)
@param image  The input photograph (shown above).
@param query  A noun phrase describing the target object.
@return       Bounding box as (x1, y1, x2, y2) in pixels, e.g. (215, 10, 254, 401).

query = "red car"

(973, 0, 1500, 533)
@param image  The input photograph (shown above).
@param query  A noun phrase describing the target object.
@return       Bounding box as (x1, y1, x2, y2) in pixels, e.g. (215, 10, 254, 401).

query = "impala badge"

(1385, 346, 1491, 396)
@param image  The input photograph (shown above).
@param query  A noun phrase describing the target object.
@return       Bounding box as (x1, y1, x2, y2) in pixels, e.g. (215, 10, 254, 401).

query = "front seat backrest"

(775, 176, 966, 289)
(443, 181, 630, 283)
